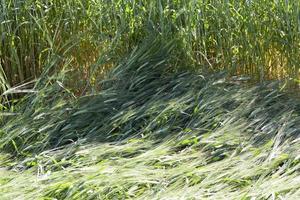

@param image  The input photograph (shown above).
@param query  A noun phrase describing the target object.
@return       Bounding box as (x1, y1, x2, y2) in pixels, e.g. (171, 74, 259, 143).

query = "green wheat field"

(0, 1, 300, 199)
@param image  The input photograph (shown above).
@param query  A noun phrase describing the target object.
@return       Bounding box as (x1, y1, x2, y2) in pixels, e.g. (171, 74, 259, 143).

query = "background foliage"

(2, 0, 300, 96)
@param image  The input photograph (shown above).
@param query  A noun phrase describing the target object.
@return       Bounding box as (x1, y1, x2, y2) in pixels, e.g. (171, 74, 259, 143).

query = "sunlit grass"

(0, 38, 299, 199)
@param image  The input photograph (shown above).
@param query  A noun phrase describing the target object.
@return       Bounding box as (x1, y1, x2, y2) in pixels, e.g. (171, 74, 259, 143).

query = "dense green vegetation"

(2, 0, 300, 93)
(0, 0, 300, 199)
